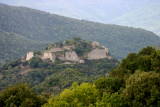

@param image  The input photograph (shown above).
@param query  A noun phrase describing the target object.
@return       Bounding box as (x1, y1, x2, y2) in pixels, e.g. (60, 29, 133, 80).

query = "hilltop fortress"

(25, 39, 112, 64)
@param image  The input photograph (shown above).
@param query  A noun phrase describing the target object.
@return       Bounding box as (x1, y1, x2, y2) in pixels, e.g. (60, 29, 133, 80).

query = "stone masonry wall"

(26, 52, 34, 61)
(87, 48, 108, 60)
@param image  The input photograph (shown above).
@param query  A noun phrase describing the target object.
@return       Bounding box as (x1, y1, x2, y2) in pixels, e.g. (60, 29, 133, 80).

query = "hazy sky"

(0, 0, 159, 22)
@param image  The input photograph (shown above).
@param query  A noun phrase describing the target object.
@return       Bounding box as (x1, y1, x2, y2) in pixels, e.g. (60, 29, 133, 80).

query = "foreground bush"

(0, 84, 46, 107)
(44, 83, 98, 107)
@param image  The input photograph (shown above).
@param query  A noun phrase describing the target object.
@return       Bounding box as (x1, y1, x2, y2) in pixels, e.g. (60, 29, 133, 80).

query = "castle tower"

(26, 52, 34, 61)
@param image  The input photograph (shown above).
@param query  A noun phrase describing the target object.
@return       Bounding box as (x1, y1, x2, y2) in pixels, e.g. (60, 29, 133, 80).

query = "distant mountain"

(1, 1, 160, 36)
(0, 3, 160, 61)
(0, 30, 45, 63)
(111, 3, 160, 35)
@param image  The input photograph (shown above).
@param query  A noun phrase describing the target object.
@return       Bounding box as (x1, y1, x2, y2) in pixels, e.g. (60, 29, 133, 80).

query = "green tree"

(28, 57, 49, 68)
(138, 46, 156, 56)
(44, 83, 98, 107)
(137, 55, 152, 71)
(97, 93, 127, 107)
(95, 77, 123, 96)
(0, 84, 46, 107)
(120, 53, 138, 72)
(123, 71, 160, 107)
(151, 50, 160, 72)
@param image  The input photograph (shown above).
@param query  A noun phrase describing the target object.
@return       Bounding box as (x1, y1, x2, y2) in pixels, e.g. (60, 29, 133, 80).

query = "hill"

(0, 3, 160, 60)
(111, 3, 160, 35)
(0, 39, 118, 94)
(0, 46, 160, 107)
(0, 30, 46, 63)
(24, 38, 112, 64)
(1, 1, 160, 36)
(44, 46, 160, 107)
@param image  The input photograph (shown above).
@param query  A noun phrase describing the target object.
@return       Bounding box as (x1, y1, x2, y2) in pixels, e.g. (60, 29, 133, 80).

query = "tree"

(137, 55, 152, 71)
(110, 47, 160, 80)
(0, 84, 46, 107)
(95, 77, 123, 96)
(151, 50, 160, 72)
(28, 57, 49, 68)
(123, 71, 160, 107)
(138, 46, 156, 56)
(44, 83, 98, 107)
(97, 93, 127, 107)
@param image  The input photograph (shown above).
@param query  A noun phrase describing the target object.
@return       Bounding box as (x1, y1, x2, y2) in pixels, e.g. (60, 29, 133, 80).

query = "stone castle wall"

(65, 51, 80, 62)
(87, 48, 109, 60)
(26, 52, 34, 61)
(25, 42, 111, 63)
(42, 52, 56, 61)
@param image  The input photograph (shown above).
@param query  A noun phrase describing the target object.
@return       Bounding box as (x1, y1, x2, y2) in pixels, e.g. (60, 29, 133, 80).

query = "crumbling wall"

(65, 51, 80, 62)
(25, 41, 111, 64)
(26, 52, 34, 61)
(42, 52, 56, 61)
(87, 48, 109, 60)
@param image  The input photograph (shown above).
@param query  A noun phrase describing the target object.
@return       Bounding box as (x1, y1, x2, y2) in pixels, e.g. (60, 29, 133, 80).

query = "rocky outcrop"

(87, 48, 109, 60)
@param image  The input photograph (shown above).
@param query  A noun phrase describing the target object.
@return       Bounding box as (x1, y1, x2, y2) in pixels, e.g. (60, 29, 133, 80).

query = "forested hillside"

(0, 39, 118, 94)
(0, 46, 160, 107)
(0, 3, 160, 61)
(1, 0, 160, 36)
(0, 30, 45, 63)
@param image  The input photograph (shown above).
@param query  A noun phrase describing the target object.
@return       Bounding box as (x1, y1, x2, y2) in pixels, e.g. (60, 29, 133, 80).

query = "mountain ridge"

(0, 3, 160, 61)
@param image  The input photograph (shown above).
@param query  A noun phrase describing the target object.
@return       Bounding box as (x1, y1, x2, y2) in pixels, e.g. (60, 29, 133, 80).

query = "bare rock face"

(26, 52, 34, 61)
(87, 48, 109, 60)
(65, 51, 80, 62)
(42, 52, 56, 62)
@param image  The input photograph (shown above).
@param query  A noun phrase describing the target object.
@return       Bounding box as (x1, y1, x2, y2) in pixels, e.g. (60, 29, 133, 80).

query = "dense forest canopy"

(0, 46, 160, 107)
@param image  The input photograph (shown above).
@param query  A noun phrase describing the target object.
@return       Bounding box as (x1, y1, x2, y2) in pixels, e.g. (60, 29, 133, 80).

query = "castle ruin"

(25, 41, 112, 64)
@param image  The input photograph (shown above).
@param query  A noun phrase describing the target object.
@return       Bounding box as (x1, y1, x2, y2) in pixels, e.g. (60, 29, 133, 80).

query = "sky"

(0, 0, 157, 22)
